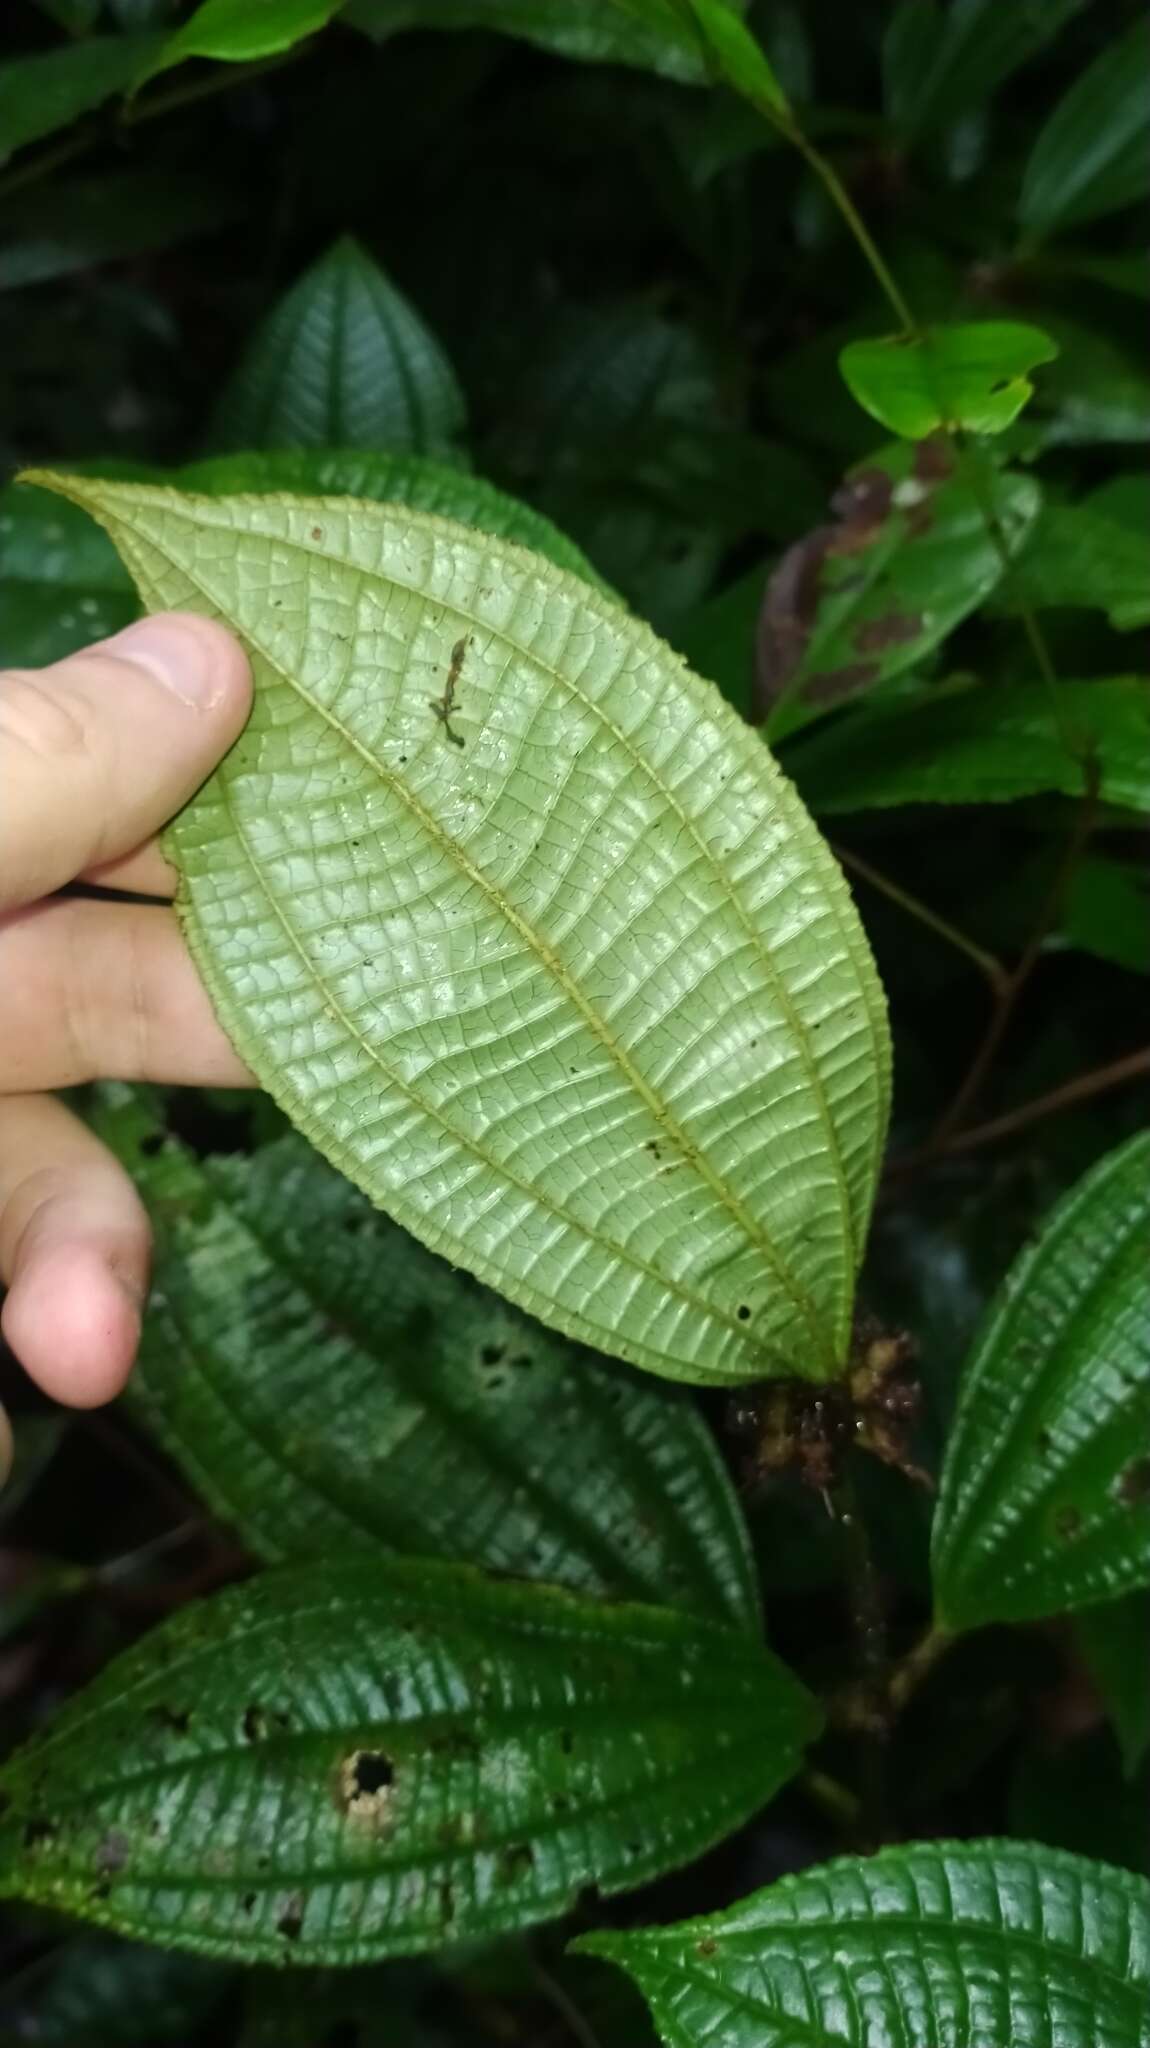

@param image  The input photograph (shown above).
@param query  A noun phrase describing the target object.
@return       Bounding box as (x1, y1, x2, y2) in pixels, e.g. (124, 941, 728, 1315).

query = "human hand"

(0, 615, 254, 1479)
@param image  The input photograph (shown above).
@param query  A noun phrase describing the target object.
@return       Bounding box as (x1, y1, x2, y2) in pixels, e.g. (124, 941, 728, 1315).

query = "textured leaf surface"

(786, 678, 1150, 816)
(211, 238, 466, 456)
(840, 323, 1058, 440)
(756, 439, 1039, 739)
(581, 1838, 1150, 2048)
(138, 0, 342, 83)
(933, 1132, 1150, 1630)
(112, 1116, 758, 1628)
(0, 35, 157, 161)
(32, 471, 890, 1387)
(0, 1558, 818, 1963)
(882, 0, 1084, 140)
(1019, 20, 1150, 239)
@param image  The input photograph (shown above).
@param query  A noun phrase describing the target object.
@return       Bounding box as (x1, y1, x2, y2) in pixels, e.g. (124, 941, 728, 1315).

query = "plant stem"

(833, 842, 1008, 994)
(887, 1624, 953, 1714)
(802, 1766, 863, 1831)
(890, 1045, 1150, 1174)
(789, 129, 917, 335)
(529, 1951, 604, 2048)
(931, 761, 1100, 1145)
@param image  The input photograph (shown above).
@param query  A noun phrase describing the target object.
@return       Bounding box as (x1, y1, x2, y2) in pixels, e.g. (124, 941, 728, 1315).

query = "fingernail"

(102, 617, 223, 710)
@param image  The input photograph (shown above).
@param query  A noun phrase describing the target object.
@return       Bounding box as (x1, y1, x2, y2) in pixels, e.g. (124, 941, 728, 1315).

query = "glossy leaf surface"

(934, 1132, 1150, 1630)
(786, 677, 1150, 816)
(211, 238, 466, 456)
(0, 1558, 818, 1963)
(840, 323, 1058, 440)
(344, 0, 729, 83)
(757, 439, 1039, 738)
(583, 1838, 1150, 2048)
(1019, 20, 1150, 239)
(113, 1116, 758, 1628)
(0, 36, 157, 161)
(138, 0, 342, 84)
(32, 471, 890, 1387)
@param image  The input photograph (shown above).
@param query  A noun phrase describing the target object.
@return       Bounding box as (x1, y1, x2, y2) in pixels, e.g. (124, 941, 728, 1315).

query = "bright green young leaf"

(0, 169, 240, 293)
(137, 0, 343, 86)
(883, 0, 1084, 141)
(840, 322, 1059, 440)
(581, 1838, 1150, 2047)
(1019, 19, 1150, 241)
(104, 1111, 758, 1628)
(211, 238, 466, 456)
(1002, 498, 1150, 631)
(756, 438, 1040, 739)
(933, 1132, 1150, 1631)
(30, 471, 890, 1388)
(1077, 1594, 1150, 1780)
(0, 1557, 818, 1963)
(344, 0, 720, 84)
(670, 0, 790, 119)
(785, 677, 1150, 817)
(0, 452, 603, 671)
(0, 1937, 228, 2048)
(0, 36, 159, 163)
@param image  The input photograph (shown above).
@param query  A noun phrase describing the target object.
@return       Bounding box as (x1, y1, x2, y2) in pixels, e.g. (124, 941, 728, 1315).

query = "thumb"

(0, 614, 251, 913)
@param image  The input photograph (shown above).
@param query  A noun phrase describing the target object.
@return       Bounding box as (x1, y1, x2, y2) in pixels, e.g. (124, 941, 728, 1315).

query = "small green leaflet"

(755, 437, 1040, 739)
(933, 1132, 1150, 1631)
(784, 676, 1150, 817)
(0, 36, 159, 163)
(1019, 19, 1150, 241)
(26, 471, 891, 1389)
(840, 322, 1059, 440)
(135, 0, 343, 87)
(581, 1838, 1150, 2048)
(0, 1557, 819, 1963)
(103, 1110, 759, 1629)
(210, 238, 466, 456)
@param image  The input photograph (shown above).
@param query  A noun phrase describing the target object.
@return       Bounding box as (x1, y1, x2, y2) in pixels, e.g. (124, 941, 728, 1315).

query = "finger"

(0, 613, 251, 913)
(0, 897, 253, 1092)
(0, 1095, 148, 1407)
(83, 840, 176, 899)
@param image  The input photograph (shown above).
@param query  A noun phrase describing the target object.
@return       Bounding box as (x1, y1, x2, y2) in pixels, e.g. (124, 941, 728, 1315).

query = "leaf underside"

(28, 473, 890, 1387)
(0, 1558, 818, 1964)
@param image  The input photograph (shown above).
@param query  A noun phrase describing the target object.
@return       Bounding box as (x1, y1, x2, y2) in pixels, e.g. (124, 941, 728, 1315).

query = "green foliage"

(840, 322, 1059, 439)
(0, 1556, 817, 1961)
(0, 1, 1146, 2034)
(933, 1133, 1150, 1629)
(583, 1840, 1150, 2047)
(210, 237, 467, 455)
(32, 469, 890, 1388)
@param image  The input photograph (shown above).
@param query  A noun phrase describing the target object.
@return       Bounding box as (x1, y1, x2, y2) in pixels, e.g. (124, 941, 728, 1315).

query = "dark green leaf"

(1035, 319, 1150, 448)
(210, 237, 466, 455)
(673, 0, 790, 118)
(756, 438, 1039, 739)
(1010, 1728, 1150, 1880)
(1057, 854, 1150, 977)
(0, 36, 159, 163)
(0, 170, 241, 293)
(0, 1936, 228, 2048)
(0, 481, 138, 668)
(1003, 498, 1150, 631)
(343, 0, 720, 83)
(883, 0, 1084, 140)
(109, 1116, 759, 1629)
(0, 1557, 818, 1962)
(582, 1838, 1150, 2047)
(1019, 20, 1150, 240)
(933, 1132, 1150, 1630)
(840, 322, 1059, 440)
(137, 0, 343, 85)
(785, 677, 1150, 815)
(1077, 1594, 1150, 1778)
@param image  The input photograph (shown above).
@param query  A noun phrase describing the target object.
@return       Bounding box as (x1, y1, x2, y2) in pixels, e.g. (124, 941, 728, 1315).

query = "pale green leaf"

(756, 439, 1040, 739)
(883, 0, 1084, 141)
(108, 1114, 759, 1629)
(933, 1133, 1150, 1631)
(137, 0, 343, 86)
(29, 470, 890, 1387)
(0, 1557, 818, 1962)
(0, 36, 159, 163)
(581, 1838, 1150, 2047)
(1019, 20, 1150, 240)
(785, 677, 1150, 816)
(1077, 1594, 1150, 1780)
(211, 238, 466, 456)
(840, 322, 1059, 440)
